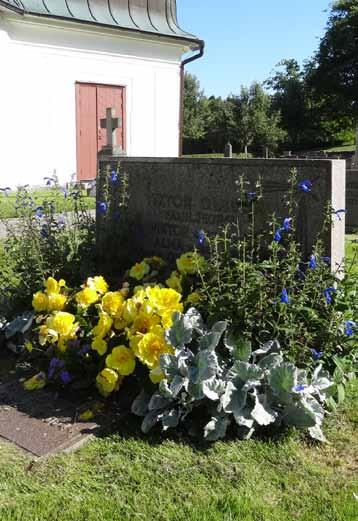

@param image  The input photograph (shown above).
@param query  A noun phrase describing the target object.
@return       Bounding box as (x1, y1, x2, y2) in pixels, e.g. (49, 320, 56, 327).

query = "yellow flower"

(75, 287, 99, 308)
(47, 293, 67, 312)
(129, 335, 141, 356)
(24, 372, 46, 391)
(114, 317, 127, 331)
(176, 252, 205, 275)
(92, 313, 113, 338)
(146, 287, 183, 316)
(131, 309, 160, 335)
(106, 346, 136, 376)
(39, 325, 57, 346)
(161, 310, 177, 330)
(24, 341, 33, 353)
(46, 312, 76, 337)
(137, 326, 174, 369)
(79, 410, 94, 421)
(102, 292, 124, 317)
(129, 261, 151, 281)
(166, 271, 183, 293)
(186, 292, 201, 305)
(122, 299, 138, 323)
(87, 276, 109, 295)
(45, 277, 60, 295)
(91, 337, 108, 356)
(96, 368, 122, 397)
(32, 291, 48, 312)
(149, 366, 165, 384)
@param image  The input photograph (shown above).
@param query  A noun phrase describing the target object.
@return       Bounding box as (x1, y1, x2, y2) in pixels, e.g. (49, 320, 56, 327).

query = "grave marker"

(99, 107, 124, 157)
(96, 157, 346, 273)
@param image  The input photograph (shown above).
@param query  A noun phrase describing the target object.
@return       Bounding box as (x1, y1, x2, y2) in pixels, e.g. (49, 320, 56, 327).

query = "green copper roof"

(0, 0, 201, 46)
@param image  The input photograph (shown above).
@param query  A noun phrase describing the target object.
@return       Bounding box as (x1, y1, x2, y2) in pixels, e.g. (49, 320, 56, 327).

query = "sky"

(178, 0, 331, 98)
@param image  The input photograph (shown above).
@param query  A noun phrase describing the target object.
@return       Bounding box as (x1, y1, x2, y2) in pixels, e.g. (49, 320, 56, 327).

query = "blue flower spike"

(195, 230, 206, 248)
(274, 229, 283, 242)
(280, 288, 290, 304)
(294, 384, 306, 393)
(97, 201, 107, 215)
(321, 256, 331, 265)
(324, 287, 336, 305)
(298, 180, 312, 193)
(283, 218, 292, 232)
(309, 255, 317, 270)
(35, 206, 44, 219)
(110, 170, 119, 185)
(345, 320, 357, 337)
(311, 349, 323, 361)
(247, 192, 257, 202)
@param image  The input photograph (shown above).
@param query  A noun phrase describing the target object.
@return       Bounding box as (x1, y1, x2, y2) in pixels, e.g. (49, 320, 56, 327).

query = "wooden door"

(76, 83, 126, 181)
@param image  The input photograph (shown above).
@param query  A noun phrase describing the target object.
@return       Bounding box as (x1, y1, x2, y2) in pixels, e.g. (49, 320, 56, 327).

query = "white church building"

(0, 0, 203, 186)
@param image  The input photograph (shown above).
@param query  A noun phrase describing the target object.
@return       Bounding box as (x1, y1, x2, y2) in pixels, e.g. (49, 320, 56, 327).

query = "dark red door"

(76, 83, 126, 181)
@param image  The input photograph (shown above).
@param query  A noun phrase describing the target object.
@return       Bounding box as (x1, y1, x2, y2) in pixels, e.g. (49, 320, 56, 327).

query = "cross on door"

(100, 107, 122, 150)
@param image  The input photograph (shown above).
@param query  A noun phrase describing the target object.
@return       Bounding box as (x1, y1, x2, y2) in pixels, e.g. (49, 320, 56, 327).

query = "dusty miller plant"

(132, 308, 334, 442)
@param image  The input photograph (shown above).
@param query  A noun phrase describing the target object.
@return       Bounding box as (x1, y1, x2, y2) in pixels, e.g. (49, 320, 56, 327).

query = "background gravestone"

(96, 158, 346, 274)
(346, 169, 358, 233)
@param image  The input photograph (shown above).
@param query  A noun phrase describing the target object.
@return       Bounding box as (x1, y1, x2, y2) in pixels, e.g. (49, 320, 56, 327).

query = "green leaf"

(283, 402, 317, 428)
(308, 424, 327, 443)
(225, 331, 252, 362)
(161, 409, 180, 431)
(196, 350, 219, 382)
(258, 353, 283, 370)
(141, 411, 162, 433)
(235, 361, 264, 383)
(337, 383, 346, 404)
(148, 394, 172, 411)
(165, 312, 193, 348)
(202, 377, 225, 401)
(269, 363, 297, 401)
(5, 312, 34, 339)
(204, 416, 230, 441)
(131, 390, 150, 417)
(251, 392, 277, 426)
(221, 381, 247, 415)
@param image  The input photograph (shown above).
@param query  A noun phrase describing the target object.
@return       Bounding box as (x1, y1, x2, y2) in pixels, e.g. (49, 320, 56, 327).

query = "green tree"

(183, 73, 206, 140)
(308, 0, 358, 148)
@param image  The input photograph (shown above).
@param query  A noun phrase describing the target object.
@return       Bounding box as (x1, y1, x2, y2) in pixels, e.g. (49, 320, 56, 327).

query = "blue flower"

(110, 171, 119, 184)
(345, 320, 357, 337)
(97, 201, 107, 215)
(332, 209, 347, 221)
(247, 192, 257, 202)
(60, 370, 72, 385)
(321, 256, 331, 264)
(79, 344, 91, 355)
(309, 255, 317, 269)
(298, 180, 312, 193)
(324, 287, 336, 304)
(35, 206, 44, 219)
(294, 384, 306, 392)
(48, 358, 65, 379)
(311, 349, 323, 361)
(195, 230, 206, 247)
(113, 210, 121, 222)
(283, 218, 292, 232)
(280, 288, 290, 304)
(274, 229, 283, 242)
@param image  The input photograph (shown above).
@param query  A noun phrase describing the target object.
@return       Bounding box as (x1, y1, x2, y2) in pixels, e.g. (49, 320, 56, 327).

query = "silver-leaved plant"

(131, 308, 334, 442)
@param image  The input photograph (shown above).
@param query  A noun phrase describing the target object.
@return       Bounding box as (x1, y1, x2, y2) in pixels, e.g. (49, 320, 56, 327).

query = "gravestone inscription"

(96, 158, 345, 272)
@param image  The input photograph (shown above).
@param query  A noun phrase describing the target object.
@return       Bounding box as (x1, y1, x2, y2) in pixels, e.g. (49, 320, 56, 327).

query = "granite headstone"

(96, 158, 346, 272)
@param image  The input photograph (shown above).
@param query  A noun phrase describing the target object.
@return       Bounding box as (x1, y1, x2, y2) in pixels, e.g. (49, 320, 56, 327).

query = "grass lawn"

(325, 144, 356, 153)
(0, 189, 95, 219)
(0, 379, 357, 521)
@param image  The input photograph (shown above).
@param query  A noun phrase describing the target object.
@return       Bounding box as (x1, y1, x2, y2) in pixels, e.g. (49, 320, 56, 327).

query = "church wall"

(0, 14, 187, 187)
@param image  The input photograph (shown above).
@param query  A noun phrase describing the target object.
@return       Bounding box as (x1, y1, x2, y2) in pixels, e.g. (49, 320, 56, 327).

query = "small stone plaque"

(0, 379, 98, 458)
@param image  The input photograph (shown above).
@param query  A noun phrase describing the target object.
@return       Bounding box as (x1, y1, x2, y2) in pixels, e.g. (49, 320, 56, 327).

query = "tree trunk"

(244, 145, 248, 155)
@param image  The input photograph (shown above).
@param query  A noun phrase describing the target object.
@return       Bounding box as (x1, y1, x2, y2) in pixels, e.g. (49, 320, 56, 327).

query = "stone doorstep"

(0, 379, 100, 458)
